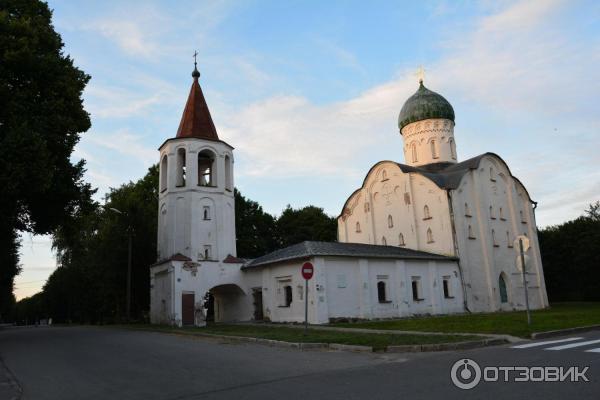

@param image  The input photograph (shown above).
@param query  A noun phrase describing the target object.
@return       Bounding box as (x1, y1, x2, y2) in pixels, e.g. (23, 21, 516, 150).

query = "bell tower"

(157, 62, 236, 263)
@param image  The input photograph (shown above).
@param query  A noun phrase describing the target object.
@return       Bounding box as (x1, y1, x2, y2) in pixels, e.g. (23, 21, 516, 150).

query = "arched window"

(427, 228, 434, 243)
(377, 281, 388, 303)
(468, 225, 475, 239)
(203, 206, 210, 220)
(355, 222, 361, 233)
(398, 233, 405, 246)
(506, 231, 513, 248)
(198, 150, 215, 186)
(490, 205, 496, 219)
(499, 274, 508, 303)
(449, 138, 456, 159)
(423, 205, 431, 219)
(411, 143, 418, 163)
(387, 215, 393, 228)
(430, 140, 438, 159)
(381, 170, 387, 180)
(490, 167, 496, 182)
(176, 148, 186, 187)
(364, 202, 370, 212)
(160, 155, 168, 191)
(381, 236, 387, 246)
(224, 155, 232, 190)
(492, 229, 498, 247)
(520, 210, 526, 223)
(465, 203, 471, 217)
(499, 207, 504, 220)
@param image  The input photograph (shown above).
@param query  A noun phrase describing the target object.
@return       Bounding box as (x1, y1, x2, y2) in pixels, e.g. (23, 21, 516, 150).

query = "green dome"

(398, 82, 455, 131)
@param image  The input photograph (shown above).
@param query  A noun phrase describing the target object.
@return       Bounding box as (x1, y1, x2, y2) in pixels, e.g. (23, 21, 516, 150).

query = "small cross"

(193, 50, 198, 67)
(415, 65, 426, 84)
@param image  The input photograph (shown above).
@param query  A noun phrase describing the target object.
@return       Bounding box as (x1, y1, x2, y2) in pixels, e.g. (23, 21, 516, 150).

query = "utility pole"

(519, 238, 531, 326)
(106, 206, 133, 322)
(126, 226, 132, 322)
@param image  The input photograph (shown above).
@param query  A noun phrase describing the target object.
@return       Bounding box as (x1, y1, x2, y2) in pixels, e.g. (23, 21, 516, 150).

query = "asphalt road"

(1, 326, 599, 400)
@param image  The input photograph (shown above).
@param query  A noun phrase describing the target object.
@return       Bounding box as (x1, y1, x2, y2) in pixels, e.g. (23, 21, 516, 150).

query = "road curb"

(531, 325, 600, 339)
(386, 338, 507, 353)
(328, 343, 373, 352)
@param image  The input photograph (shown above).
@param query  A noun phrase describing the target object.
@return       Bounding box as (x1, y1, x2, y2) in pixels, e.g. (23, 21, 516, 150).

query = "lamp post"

(106, 207, 133, 322)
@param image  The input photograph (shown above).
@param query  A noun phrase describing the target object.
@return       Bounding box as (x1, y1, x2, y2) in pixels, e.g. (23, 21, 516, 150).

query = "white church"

(149, 64, 549, 326)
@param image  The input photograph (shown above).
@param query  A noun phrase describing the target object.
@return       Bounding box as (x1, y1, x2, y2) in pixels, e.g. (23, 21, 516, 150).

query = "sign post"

(514, 235, 531, 326)
(301, 262, 314, 335)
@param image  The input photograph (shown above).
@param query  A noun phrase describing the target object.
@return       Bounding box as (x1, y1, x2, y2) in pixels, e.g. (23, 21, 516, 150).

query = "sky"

(15, 0, 600, 300)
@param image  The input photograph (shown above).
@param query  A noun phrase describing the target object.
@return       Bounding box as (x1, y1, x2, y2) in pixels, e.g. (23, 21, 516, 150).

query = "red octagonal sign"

(301, 262, 314, 280)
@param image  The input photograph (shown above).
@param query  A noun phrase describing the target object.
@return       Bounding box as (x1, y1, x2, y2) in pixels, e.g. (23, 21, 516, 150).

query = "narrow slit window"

(398, 233, 405, 246)
(176, 148, 186, 187)
(388, 215, 393, 228)
(468, 225, 475, 239)
(160, 155, 168, 191)
(411, 143, 418, 163)
(431, 140, 438, 159)
(427, 228, 434, 243)
(443, 277, 452, 298)
(355, 222, 361, 233)
(381, 236, 387, 246)
(423, 205, 431, 219)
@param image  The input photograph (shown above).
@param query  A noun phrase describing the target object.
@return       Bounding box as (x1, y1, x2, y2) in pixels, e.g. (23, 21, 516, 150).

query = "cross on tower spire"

(192, 50, 200, 79)
(415, 65, 426, 85)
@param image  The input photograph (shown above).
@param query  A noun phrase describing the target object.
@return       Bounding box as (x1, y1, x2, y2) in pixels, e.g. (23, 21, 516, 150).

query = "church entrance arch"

(206, 284, 247, 323)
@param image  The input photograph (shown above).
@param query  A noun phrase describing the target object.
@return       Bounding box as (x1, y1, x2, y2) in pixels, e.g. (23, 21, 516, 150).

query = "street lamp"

(105, 206, 133, 322)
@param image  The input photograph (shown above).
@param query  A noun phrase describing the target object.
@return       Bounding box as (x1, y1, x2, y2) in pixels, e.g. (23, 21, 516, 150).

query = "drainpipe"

(447, 190, 471, 313)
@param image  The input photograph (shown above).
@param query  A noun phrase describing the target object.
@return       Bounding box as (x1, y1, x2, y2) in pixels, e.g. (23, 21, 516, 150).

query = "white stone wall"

(401, 118, 457, 167)
(250, 256, 464, 324)
(150, 259, 256, 326)
(157, 138, 236, 262)
(338, 162, 455, 257)
(450, 154, 548, 312)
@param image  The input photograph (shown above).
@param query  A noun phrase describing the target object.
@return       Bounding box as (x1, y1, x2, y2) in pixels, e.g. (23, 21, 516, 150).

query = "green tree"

(46, 165, 158, 323)
(276, 205, 337, 248)
(235, 189, 278, 258)
(0, 0, 91, 318)
(539, 202, 600, 301)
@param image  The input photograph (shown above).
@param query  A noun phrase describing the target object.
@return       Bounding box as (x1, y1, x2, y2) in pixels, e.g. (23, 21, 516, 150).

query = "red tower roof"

(175, 67, 219, 140)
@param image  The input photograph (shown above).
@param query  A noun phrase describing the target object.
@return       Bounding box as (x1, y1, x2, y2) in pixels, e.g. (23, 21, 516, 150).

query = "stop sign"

(301, 262, 314, 280)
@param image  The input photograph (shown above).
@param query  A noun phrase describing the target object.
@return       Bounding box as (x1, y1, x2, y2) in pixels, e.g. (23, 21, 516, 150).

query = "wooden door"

(182, 293, 195, 325)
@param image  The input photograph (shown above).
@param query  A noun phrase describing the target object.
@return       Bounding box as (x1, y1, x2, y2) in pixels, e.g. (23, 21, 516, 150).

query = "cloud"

(217, 0, 598, 226)
(90, 19, 162, 58)
(84, 78, 179, 119)
(89, 129, 156, 166)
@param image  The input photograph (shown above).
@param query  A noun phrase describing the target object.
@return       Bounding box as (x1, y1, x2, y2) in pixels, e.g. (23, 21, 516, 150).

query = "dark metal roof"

(337, 152, 535, 219)
(242, 241, 456, 269)
(395, 153, 487, 190)
(398, 82, 455, 130)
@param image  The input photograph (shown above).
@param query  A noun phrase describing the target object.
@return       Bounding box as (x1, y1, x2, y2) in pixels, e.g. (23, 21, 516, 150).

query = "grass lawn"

(122, 324, 481, 351)
(331, 302, 600, 338)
